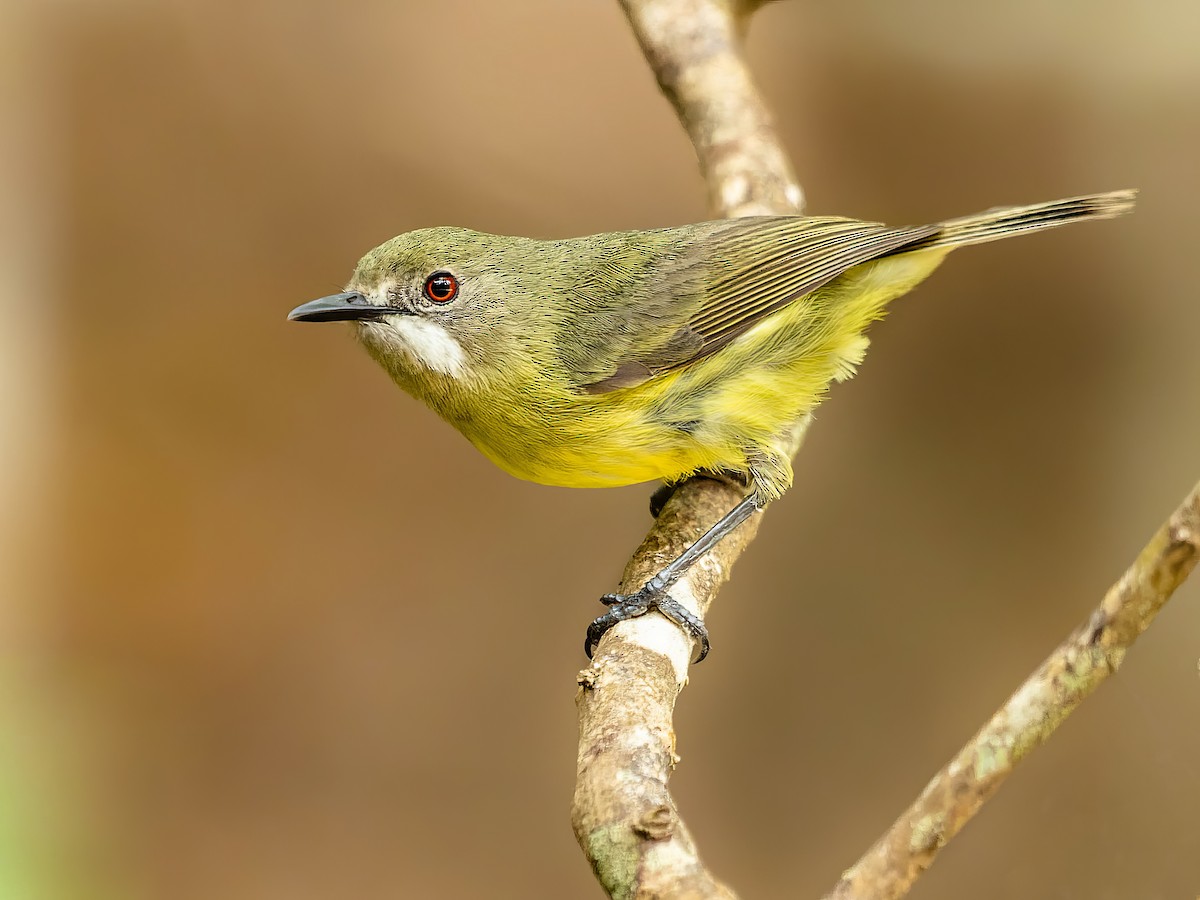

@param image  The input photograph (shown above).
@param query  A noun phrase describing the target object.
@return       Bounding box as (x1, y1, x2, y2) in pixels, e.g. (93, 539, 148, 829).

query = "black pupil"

(429, 275, 454, 300)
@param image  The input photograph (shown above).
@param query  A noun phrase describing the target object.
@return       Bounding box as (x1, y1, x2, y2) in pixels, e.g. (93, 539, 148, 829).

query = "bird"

(288, 189, 1136, 661)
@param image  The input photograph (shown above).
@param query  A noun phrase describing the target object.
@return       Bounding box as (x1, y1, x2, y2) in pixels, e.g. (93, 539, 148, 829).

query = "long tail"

(900, 189, 1137, 252)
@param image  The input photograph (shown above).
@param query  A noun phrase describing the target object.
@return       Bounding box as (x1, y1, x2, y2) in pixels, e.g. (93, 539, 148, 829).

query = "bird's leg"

(649, 470, 751, 518)
(592, 423, 805, 662)
(586, 492, 762, 662)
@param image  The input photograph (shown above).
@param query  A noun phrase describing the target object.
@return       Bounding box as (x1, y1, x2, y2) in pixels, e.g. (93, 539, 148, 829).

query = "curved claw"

(585, 590, 653, 657)
(584, 614, 616, 658)
(655, 596, 711, 663)
(648, 483, 677, 518)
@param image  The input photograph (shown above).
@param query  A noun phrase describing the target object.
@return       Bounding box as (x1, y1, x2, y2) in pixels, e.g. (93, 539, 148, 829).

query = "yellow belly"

(466, 397, 722, 490)
(459, 330, 836, 493)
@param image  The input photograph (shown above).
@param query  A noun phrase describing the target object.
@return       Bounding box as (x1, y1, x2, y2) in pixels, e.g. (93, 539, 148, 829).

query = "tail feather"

(900, 189, 1136, 252)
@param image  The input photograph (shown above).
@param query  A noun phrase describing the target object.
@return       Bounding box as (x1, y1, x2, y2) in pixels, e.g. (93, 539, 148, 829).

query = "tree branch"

(622, 0, 801, 219)
(572, 1, 800, 897)
(574, 3, 1195, 899)
(825, 480, 1200, 900)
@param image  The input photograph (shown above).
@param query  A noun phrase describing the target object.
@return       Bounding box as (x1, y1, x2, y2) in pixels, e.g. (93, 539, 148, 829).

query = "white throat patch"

(390, 316, 467, 378)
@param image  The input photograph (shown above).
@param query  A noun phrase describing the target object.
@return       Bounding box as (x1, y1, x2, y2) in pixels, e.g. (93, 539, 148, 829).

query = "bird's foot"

(648, 483, 677, 519)
(649, 471, 751, 518)
(585, 585, 710, 663)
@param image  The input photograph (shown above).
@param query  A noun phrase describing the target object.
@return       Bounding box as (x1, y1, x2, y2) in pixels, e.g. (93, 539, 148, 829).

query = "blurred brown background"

(2, 0, 1198, 897)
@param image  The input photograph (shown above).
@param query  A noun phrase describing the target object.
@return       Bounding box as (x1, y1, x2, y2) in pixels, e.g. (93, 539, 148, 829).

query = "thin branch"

(825, 480, 1200, 900)
(624, 0, 802, 219)
(572, 1, 801, 897)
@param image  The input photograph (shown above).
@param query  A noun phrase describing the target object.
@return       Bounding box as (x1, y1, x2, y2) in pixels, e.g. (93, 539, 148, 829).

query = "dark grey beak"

(287, 291, 411, 323)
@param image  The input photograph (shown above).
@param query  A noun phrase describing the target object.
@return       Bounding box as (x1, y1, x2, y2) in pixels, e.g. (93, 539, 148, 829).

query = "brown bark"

(572, 2, 801, 897)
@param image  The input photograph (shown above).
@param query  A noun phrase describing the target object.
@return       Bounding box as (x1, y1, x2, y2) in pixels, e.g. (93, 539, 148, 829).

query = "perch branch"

(824, 480, 1200, 900)
(573, 1, 801, 897)
(575, 3, 1195, 899)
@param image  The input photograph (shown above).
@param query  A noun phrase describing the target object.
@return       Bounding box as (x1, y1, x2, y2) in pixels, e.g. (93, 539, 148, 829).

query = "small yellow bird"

(289, 190, 1135, 660)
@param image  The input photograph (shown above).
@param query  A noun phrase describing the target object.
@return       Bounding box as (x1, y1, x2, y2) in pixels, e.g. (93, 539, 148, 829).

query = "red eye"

(423, 272, 459, 303)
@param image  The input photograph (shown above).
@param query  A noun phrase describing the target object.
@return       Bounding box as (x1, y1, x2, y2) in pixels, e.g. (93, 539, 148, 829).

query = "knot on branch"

(634, 804, 677, 841)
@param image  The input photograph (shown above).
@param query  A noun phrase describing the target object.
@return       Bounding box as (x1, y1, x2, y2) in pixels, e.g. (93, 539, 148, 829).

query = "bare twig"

(825, 480, 1200, 900)
(623, 0, 801, 219)
(572, 1, 801, 897)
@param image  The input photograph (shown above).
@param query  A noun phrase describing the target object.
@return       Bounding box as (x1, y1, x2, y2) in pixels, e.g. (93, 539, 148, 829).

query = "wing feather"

(577, 216, 936, 393)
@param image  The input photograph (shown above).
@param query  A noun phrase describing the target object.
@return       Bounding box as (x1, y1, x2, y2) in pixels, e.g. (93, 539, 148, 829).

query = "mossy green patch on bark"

(973, 739, 1012, 781)
(586, 825, 641, 900)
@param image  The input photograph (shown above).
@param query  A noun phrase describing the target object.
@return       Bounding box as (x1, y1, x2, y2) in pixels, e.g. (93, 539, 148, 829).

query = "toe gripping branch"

(586, 582, 712, 663)
(584, 492, 762, 664)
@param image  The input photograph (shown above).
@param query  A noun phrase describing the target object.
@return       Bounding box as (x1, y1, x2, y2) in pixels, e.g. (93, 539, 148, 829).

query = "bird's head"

(289, 227, 554, 396)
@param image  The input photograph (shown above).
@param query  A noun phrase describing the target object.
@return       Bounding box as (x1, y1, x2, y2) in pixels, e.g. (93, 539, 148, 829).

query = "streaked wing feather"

(681, 218, 938, 357)
(580, 216, 937, 393)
